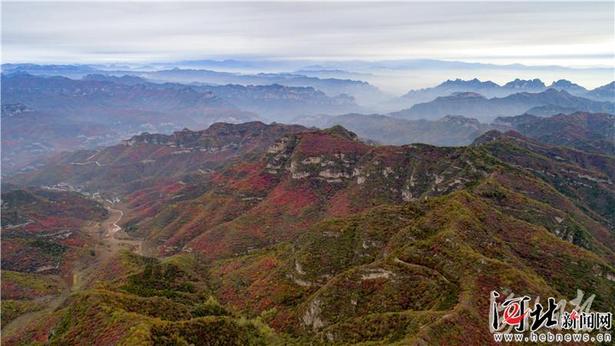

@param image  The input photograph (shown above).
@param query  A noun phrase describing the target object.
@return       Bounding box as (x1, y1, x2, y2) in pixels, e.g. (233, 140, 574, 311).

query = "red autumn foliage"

(295, 132, 369, 157)
(326, 190, 354, 217)
(264, 180, 317, 215)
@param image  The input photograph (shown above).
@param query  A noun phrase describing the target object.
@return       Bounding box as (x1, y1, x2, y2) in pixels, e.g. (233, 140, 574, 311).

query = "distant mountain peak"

(394, 85, 614, 122)
(322, 124, 358, 140)
(595, 81, 615, 89)
(549, 79, 588, 93)
(587, 81, 615, 102)
(550, 79, 576, 87)
(438, 78, 499, 89)
(503, 78, 545, 89)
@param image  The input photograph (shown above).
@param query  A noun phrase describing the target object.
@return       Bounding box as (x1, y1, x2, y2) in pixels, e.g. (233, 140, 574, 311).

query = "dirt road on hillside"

(72, 206, 143, 290)
(1, 206, 143, 339)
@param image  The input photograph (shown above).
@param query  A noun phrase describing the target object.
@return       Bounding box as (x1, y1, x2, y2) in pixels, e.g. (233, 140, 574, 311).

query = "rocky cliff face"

(265, 127, 368, 183)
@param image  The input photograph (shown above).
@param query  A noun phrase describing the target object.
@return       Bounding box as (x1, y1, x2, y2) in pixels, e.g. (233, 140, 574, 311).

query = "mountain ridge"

(399, 78, 615, 110)
(392, 88, 615, 121)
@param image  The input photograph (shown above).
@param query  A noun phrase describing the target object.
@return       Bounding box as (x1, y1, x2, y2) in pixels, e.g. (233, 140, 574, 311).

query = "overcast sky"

(2, 1, 614, 67)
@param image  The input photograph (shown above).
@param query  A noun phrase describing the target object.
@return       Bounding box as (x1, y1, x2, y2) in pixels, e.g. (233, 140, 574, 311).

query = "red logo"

(504, 302, 528, 326)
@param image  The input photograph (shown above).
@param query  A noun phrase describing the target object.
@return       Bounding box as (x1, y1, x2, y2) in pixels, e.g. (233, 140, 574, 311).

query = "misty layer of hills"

(391, 89, 615, 122)
(294, 113, 500, 146)
(1, 64, 385, 107)
(2, 63, 614, 176)
(402, 78, 615, 103)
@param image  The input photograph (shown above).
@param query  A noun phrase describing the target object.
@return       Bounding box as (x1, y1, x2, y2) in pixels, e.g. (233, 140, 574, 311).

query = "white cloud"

(1, 1, 613, 66)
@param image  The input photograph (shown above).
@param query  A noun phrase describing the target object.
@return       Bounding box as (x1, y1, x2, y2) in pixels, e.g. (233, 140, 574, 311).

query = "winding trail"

(101, 207, 143, 256)
(107, 208, 124, 236)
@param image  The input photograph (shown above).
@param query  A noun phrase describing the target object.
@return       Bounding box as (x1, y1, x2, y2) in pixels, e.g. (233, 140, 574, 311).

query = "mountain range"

(1, 73, 362, 175)
(1, 64, 385, 106)
(400, 78, 615, 107)
(143, 69, 386, 105)
(6, 63, 612, 108)
(3, 112, 614, 344)
(82, 73, 361, 121)
(0, 73, 248, 175)
(3, 70, 613, 179)
(4, 71, 613, 178)
(391, 89, 615, 121)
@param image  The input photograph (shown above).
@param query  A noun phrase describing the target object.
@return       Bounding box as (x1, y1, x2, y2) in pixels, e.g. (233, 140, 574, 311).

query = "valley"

(1, 201, 145, 340)
(2, 111, 614, 344)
